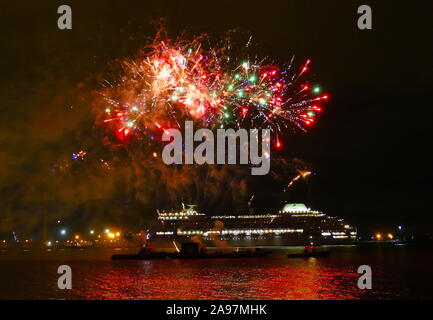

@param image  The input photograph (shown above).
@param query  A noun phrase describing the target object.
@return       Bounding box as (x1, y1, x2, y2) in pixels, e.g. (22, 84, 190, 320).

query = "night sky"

(0, 0, 432, 238)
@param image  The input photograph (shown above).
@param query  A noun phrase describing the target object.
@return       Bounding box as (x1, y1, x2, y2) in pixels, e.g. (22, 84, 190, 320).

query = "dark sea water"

(0, 244, 432, 300)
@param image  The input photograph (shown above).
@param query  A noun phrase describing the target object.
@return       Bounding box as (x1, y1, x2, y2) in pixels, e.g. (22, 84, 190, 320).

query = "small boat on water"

(111, 252, 167, 260)
(167, 249, 270, 259)
(111, 242, 270, 260)
(111, 245, 167, 260)
(287, 246, 331, 258)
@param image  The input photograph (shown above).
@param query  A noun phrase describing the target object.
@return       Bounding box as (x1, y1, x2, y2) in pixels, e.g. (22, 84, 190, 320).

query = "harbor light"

(388, 233, 393, 239)
(89, 230, 95, 235)
(107, 233, 115, 239)
(75, 235, 80, 240)
(104, 229, 110, 234)
(375, 233, 382, 240)
(60, 229, 67, 236)
(398, 225, 403, 230)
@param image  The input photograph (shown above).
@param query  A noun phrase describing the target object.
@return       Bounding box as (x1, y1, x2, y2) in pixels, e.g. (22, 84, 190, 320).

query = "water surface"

(0, 244, 431, 299)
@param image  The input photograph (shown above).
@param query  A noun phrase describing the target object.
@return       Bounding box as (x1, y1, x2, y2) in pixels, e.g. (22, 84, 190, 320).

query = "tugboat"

(111, 242, 270, 260)
(111, 244, 167, 260)
(287, 245, 331, 258)
(166, 242, 270, 259)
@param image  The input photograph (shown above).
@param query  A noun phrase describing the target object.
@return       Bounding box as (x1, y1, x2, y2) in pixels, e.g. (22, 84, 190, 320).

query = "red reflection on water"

(2, 245, 431, 299)
(67, 257, 368, 300)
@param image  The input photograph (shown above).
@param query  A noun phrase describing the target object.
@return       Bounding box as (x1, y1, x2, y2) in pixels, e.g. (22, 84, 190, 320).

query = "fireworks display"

(283, 170, 312, 192)
(52, 30, 332, 215)
(98, 32, 329, 149)
(44, 31, 329, 218)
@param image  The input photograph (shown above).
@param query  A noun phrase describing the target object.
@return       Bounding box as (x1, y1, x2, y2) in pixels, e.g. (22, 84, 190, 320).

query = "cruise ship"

(150, 203, 357, 248)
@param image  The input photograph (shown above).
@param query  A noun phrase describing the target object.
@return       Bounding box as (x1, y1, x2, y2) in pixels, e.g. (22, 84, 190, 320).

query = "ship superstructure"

(152, 204, 357, 247)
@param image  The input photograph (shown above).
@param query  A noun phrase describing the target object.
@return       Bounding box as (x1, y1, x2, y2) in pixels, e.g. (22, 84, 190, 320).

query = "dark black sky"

(0, 0, 432, 236)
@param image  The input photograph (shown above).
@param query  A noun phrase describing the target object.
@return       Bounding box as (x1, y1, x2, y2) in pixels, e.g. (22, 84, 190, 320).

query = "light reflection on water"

(0, 245, 432, 299)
